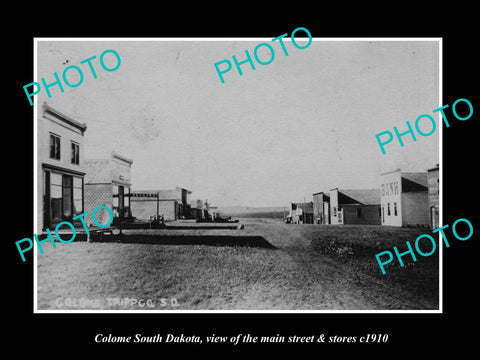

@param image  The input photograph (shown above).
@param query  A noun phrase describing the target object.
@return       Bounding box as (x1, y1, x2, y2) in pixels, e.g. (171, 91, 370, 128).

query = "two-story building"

(37, 103, 87, 232)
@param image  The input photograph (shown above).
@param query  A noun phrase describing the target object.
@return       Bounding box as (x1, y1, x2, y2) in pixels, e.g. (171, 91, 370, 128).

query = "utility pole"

(303, 197, 306, 225)
(156, 192, 159, 221)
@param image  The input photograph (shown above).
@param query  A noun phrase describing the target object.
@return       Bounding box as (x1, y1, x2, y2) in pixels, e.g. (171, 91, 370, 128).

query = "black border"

(6, 8, 478, 354)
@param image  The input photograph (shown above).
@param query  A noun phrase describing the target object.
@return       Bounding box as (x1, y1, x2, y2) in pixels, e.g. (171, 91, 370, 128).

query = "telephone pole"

(303, 197, 306, 225)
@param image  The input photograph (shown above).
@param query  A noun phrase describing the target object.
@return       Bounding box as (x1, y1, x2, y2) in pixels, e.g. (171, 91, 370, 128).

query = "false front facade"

(38, 103, 87, 232)
(380, 170, 429, 227)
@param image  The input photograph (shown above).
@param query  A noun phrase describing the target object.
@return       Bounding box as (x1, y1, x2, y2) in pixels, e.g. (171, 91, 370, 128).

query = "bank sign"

(381, 181, 399, 196)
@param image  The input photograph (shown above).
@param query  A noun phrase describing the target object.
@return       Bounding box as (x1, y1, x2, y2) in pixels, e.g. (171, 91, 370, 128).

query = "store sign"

(381, 181, 399, 196)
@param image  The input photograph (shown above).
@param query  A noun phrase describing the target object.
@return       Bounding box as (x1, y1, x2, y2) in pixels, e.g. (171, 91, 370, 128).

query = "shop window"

(48, 172, 83, 224)
(62, 175, 73, 219)
(394, 202, 398, 216)
(73, 176, 83, 216)
(50, 134, 61, 160)
(387, 203, 391, 216)
(124, 187, 130, 217)
(50, 172, 63, 222)
(125, 191, 130, 207)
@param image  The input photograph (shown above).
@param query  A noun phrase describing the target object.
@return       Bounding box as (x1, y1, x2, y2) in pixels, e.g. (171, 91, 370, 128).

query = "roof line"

(43, 102, 87, 132)
(380, 169, 401, 176)
(112, 151, 133, 165)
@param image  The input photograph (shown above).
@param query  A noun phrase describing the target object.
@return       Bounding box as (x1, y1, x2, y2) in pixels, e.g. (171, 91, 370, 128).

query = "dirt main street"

(36, 218, 439, 311)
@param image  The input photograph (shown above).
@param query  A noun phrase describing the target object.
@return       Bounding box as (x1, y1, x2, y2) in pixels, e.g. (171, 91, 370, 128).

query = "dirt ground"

(36, 218, 439, 311)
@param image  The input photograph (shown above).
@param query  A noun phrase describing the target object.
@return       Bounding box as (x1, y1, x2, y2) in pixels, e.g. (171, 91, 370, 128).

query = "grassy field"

(36, 218, 439, 311)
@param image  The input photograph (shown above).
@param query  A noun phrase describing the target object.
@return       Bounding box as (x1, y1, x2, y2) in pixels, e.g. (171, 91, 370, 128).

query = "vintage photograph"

(33, 38, 440, 311)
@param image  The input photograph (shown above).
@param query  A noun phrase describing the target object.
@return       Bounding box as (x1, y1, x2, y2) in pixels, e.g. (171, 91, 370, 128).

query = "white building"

(380, 169, 429, 227)
(37, 103, 87, 232)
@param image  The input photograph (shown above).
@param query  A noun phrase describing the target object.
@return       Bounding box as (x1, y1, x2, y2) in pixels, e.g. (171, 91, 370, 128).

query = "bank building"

(379, 169, 429, 227)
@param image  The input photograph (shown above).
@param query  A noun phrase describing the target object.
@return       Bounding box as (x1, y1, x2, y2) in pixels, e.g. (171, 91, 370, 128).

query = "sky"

(36, 38, 440, 207)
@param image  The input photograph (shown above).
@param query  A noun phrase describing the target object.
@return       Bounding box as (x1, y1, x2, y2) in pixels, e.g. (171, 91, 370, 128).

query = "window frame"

(356, 207, 362, 217)
(71, 141, 80, 165)
(73, 175, 83, 216)
(49, 133, 61, 160)
(48, 171, 84, 224)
